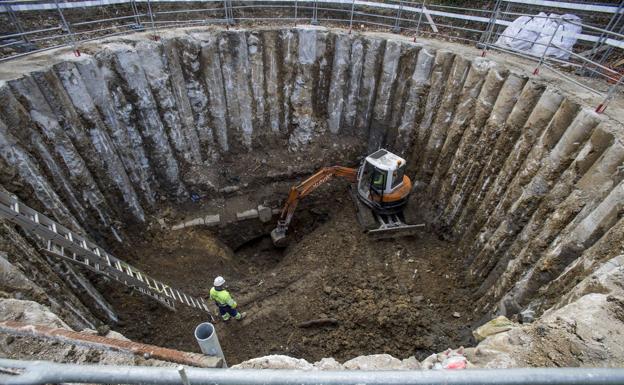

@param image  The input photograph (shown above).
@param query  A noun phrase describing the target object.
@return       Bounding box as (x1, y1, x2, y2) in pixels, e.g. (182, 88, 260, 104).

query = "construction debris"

(473, 316, 516, 342)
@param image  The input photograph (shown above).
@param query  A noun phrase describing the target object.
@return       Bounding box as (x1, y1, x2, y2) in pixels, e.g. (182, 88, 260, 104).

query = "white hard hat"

(214, 276, 225, 287)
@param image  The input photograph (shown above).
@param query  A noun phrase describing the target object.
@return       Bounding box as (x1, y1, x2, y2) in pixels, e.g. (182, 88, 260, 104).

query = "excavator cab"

(271, 149, 422, 247)
(356, 149, 411, 214)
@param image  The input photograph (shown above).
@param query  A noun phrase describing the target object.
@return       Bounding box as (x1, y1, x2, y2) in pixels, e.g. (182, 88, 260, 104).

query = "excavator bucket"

(270, 227, 289, 248)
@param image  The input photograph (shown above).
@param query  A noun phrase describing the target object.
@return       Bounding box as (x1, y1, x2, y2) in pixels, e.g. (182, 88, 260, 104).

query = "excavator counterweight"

(271, 149, 423, 246)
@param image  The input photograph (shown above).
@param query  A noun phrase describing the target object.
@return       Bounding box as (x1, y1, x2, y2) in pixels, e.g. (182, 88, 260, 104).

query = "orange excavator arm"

(271, 166, 357, 246)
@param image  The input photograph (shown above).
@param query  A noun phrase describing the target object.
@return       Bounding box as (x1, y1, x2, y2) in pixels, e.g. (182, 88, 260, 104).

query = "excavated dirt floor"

(92, 187, 480, 365)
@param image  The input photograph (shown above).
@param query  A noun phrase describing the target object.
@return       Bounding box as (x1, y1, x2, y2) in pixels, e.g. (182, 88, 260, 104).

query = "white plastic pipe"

(194, 322, 227, 368)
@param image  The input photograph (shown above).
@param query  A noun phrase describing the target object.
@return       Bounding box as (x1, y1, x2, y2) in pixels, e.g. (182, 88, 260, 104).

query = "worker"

(372, 171, 385, 190)
(210, 276, 246, 321)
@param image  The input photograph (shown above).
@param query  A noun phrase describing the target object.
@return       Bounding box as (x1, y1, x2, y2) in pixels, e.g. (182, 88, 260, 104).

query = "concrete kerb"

(171, 214, 221, 231)
(258, 205, 272, 223)
(171, 203, 278, 230)
(236, 209, 259, 221)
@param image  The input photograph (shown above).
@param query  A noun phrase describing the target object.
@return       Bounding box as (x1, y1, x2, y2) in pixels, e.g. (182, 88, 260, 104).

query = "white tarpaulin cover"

(496, 13, 582, 60)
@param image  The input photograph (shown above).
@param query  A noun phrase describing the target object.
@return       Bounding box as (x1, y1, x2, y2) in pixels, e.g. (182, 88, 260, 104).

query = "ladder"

(0, 191, 213, 317)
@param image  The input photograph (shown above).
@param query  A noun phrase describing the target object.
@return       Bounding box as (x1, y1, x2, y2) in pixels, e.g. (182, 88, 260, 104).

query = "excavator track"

(350, 187, 378, 231)
(350, 186, 424, 239)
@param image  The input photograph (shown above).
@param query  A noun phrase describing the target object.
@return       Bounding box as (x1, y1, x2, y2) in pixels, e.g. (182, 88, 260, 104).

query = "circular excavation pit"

(1, 26, 624, 368)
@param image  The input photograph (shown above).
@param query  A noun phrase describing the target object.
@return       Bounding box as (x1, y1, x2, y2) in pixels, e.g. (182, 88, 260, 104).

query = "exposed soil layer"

(95, 188, 478, 364)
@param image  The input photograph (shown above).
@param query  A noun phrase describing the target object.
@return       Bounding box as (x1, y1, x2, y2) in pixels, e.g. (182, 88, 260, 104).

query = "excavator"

(270, 149, 424, 246)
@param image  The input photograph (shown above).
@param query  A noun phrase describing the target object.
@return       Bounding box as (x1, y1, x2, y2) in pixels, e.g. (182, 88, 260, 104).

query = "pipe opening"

(195, 323, 215, 341)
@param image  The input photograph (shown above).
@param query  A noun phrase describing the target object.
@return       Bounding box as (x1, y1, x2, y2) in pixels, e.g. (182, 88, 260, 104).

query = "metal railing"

(2, 358, 624, 385)
(0, 0, 622, 112)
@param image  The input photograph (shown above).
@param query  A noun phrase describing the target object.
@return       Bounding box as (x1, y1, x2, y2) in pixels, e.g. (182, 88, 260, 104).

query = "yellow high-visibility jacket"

(210, 287, 237, 308)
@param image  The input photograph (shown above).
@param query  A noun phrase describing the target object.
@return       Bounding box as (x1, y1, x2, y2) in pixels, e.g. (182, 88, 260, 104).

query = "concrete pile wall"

(0, 26, 623, 334)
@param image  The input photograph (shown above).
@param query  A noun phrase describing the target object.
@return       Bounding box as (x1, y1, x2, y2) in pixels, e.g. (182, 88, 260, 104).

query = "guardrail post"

(223, 0, 230, 29)
(146, 0, 159, 40)
(227, 0, 235, 26)
(393, 0, 404, 33)
(177, 366, 191, 385)
(348, 0, 356, 34)
(53, 0, 80, 57)
(6, 4, 29, 45)
(413, 0, 426, 42)
(480, 0, 501, 57)
(579, 0, 624, 77)
(596, 33, 624, 71)
(596, 74, 623, 113)
(311, 0, 319, 25)
(130, 0, 142, 29)
(495, 1, 511, 42)
(533, 17, 562, 75)
(294, 0, 298, 26)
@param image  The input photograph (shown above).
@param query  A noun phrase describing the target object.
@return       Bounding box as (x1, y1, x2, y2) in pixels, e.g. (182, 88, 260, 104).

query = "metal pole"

(6, 4, 29, 44)
(177, 366, 191, 385)
(480, 0, 502, 57)
(129, 0, 141, 27)
(222, 0, 230, 28)
(228, 0, 234, 25)
(596, 74, 623, 113)
(596, 20, 624, 68)
(3, 359, 624, 385)
(579, 0, 624, 76)
(413, 0, 425, 42)
(311, 0, 319, 25)
(392, 0, 403, 33)
(53, 0, 80, 56)
(348, 0, 356, 34)
(533, 17, 562, 75)
(478, 0, 501, 47)
(146, 0, 158, 40)
(494, 1, 511, 42)
(294, 0, 298, 26)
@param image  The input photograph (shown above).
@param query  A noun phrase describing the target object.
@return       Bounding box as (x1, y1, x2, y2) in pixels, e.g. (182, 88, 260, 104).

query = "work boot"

(235, 312, 247, 320)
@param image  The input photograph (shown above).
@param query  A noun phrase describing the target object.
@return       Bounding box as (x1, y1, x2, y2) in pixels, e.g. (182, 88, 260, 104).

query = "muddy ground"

(94, 187, 481, 365)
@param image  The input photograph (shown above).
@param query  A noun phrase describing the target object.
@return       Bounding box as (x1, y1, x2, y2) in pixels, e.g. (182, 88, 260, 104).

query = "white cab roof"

(365, 149, 406, 171)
